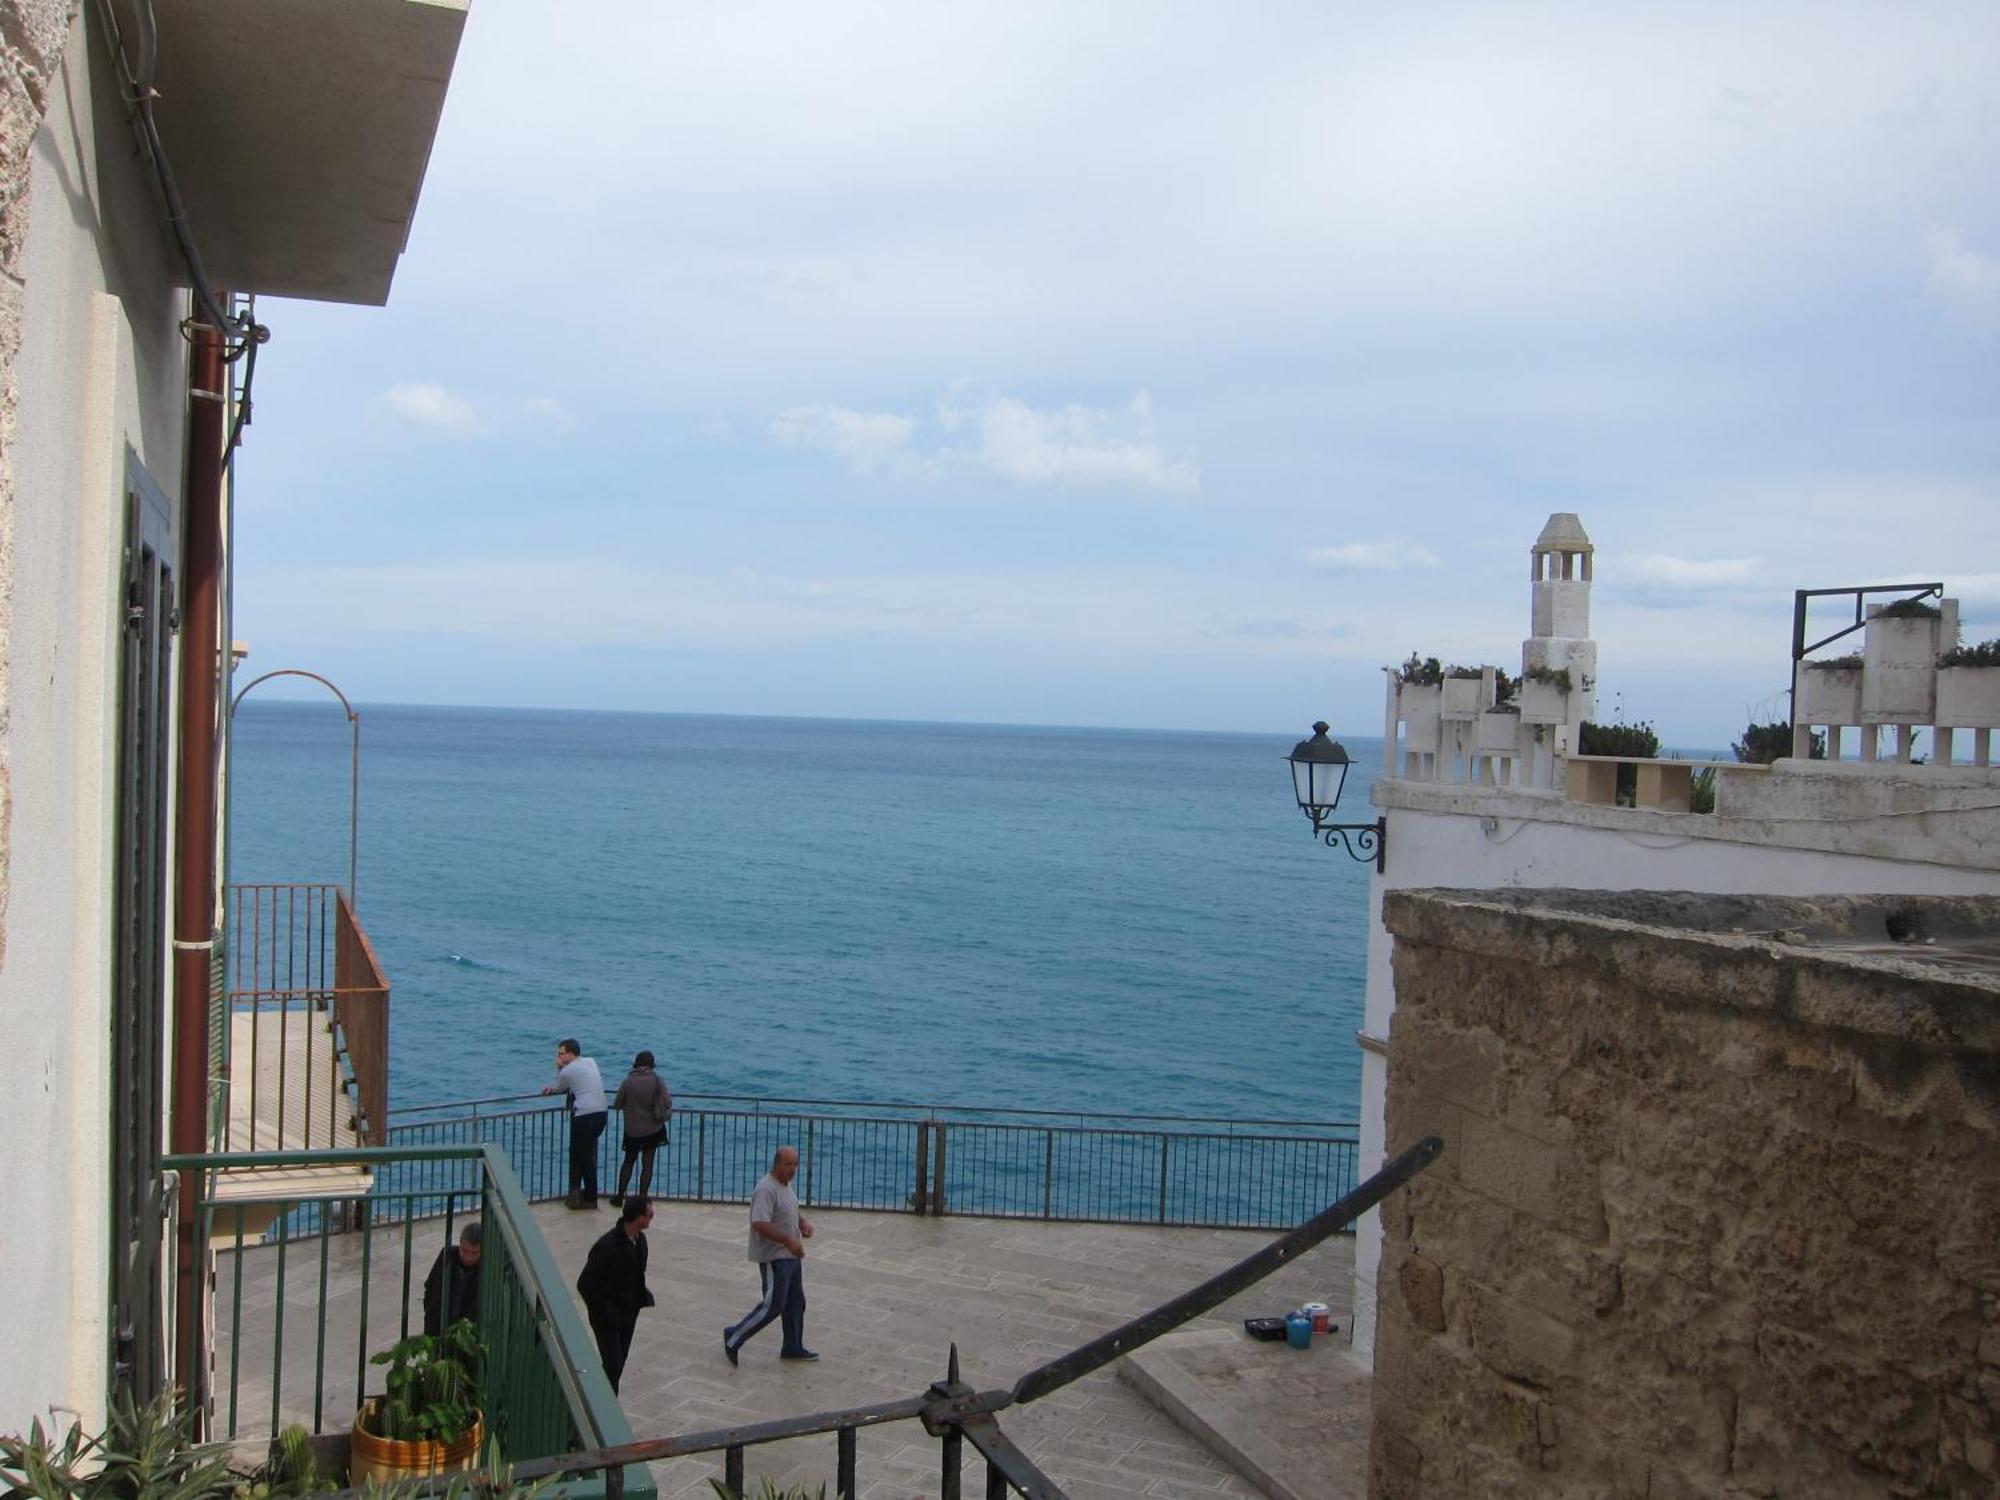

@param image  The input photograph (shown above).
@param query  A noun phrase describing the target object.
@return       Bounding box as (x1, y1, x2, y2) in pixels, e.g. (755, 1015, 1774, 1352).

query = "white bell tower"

(1523, 513, 1597, 731)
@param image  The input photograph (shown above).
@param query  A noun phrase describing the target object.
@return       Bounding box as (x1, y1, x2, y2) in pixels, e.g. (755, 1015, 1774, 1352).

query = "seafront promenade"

(216, 1198, 1364, 1498)
(539, 1199, 1361, 1498)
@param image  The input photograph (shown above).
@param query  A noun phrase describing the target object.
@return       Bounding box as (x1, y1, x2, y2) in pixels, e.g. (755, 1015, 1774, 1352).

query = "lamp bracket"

(1309, 814, 1386, 874)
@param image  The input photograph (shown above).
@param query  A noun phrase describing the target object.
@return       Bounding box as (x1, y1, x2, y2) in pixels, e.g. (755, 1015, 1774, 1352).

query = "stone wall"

(1369, 890, 2000, 1498)
(0, 0, 79, 965)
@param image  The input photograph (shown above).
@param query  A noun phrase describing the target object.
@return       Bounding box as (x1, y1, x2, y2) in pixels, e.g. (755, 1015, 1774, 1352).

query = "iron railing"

(166, 1144, 652, 1500)
(385, 1093, 1359, 1231)
(487, 1136, 1446, 1500)
(224, 884, 390, 1150)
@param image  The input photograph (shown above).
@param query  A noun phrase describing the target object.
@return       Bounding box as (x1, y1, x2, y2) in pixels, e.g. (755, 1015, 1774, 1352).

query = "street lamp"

(1285, 721, 1386, 872)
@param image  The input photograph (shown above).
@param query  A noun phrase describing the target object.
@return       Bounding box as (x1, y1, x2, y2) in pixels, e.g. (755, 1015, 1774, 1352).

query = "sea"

(226, 704, 1376, 1126)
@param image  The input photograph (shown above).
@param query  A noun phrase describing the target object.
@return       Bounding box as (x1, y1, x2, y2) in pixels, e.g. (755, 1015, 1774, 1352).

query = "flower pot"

(1862, 614, 1940, 722)
(1518, 678, 1567, 725)
(1799, 666, 1862, 726)
(1475, 709, 1521, 755)
(350, 1400, 483, 1485)
(1936, 665, 2000, 728)
(1399, 682, 1442, 740)
(1442, 677, 1489, 719)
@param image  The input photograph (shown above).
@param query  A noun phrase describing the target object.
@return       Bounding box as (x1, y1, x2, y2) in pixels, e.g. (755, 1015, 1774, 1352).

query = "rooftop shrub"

(1939, 638, 2000, 668)
(1396, 653, 1443, 687)
(1877, 597, 1941, 620)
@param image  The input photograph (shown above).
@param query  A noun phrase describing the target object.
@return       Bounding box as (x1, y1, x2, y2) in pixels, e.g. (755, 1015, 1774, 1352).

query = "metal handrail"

(166, 1144, 648, 1496)
(390, 1089, 1359, 1132)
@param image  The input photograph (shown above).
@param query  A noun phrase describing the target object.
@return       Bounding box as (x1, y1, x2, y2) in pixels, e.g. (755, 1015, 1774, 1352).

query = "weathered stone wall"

(0, 0, 80, 966)
(1370, 890, 2000, 1498)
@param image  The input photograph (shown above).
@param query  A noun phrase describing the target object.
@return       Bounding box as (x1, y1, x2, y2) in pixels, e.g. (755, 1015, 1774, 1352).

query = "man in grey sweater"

(541, 1038, 609, 1209)
(722, 1144, 817, 1364)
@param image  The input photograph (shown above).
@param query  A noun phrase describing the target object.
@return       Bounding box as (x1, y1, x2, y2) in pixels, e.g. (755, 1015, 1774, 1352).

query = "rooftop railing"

(166, 1143, 652, 1499)
(385, 1093, 1360, 1232)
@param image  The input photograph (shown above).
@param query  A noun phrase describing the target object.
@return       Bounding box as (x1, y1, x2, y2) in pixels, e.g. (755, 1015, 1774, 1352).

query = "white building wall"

(1350, 790, 2000, 1363)
(0, 8, 186, 1432)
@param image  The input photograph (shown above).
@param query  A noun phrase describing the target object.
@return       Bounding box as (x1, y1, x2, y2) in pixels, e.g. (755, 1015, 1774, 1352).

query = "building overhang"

(139, 0, 469, 306)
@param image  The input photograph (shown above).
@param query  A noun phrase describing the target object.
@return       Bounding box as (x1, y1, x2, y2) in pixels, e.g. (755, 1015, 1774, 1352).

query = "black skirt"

(622, 1126, 667, 1152)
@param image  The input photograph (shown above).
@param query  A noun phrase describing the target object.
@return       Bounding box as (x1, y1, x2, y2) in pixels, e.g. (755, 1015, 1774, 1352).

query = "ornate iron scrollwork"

(1313, 815, 1386, 873)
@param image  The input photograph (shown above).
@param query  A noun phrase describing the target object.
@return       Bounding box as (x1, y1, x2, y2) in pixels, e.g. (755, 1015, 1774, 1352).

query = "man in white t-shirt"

(540, 1038, 609, 1209)
(722, 1144, 817, 1364)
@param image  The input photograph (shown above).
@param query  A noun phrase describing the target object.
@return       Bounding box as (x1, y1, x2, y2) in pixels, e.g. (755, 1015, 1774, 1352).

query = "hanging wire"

(91, 0, 271, 370)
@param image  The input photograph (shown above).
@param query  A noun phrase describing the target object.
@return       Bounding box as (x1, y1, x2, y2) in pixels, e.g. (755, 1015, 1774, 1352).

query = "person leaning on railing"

(541, 1037, 609, 1209)
(609, 1049, 672, 1207)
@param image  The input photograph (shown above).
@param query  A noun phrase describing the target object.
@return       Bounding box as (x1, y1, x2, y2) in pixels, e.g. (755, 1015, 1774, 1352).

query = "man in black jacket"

(577, 1196, 655, 1392)
(422, 1221, 482, 1336)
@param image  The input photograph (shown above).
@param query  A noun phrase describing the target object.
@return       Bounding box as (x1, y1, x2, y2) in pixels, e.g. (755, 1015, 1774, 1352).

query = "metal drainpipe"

(170, 322, 226, 1409)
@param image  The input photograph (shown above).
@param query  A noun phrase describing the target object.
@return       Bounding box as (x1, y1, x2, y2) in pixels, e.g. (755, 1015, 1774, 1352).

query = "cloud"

(1949, 573, 2000, 605)
(522, 397, 578, 434)
(770, 403, 918, 474)
(948, 391, 1198, 495)
(1302, 539, 1441, 572)
(770, 389, 1198, 494)
(1925, 228, 2000, 333)
(371, 382, 484, 438)
(1618, 554, 1761, 589)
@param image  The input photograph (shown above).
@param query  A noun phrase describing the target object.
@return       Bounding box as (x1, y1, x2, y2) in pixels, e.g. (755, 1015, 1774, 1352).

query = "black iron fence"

(383, 1093, 1359, 1232)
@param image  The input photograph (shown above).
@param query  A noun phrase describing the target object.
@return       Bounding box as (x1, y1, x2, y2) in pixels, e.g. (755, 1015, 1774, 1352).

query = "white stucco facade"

(0, 8, 188, 1431)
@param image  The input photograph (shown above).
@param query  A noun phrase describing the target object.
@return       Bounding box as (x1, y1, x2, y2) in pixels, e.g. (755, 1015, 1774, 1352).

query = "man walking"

(421, 1221, 482, 1335)
(723, 1145, 817, 1364)
(577, 1196, 655, 1393)
(541, 1037, 609, 1208)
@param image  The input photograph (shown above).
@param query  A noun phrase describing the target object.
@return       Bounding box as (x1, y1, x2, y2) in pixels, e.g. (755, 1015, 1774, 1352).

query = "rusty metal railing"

(222, 884, 389, 1152)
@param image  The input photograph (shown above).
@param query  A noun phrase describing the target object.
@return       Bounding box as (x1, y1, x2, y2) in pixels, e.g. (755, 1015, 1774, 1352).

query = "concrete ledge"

(1122, 1327, 1371, 1500)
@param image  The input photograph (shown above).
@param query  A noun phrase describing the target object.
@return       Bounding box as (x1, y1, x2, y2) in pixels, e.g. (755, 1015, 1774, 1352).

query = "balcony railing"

(223, 884, 388, 1153)
(166, 1144, 653, 1499)
(384, 1093, 1359, 1232)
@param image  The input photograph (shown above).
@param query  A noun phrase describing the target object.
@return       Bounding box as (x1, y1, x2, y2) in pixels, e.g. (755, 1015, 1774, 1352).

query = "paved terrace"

(218, 1200, 1366, 1499)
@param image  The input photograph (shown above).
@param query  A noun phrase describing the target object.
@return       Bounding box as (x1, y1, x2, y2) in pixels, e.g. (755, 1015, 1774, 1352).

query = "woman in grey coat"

(610, 1050, 672, 1205)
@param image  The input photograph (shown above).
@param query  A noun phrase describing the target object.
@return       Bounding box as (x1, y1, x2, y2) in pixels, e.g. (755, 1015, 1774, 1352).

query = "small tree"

(1733, 722, 1824, 765)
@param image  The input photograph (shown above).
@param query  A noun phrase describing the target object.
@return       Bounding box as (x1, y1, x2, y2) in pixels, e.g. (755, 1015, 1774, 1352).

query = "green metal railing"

(164, 1145, 652, 1499)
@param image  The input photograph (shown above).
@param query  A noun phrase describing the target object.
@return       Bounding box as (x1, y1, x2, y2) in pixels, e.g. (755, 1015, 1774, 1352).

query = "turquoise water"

(227, 705, 1376, 1123)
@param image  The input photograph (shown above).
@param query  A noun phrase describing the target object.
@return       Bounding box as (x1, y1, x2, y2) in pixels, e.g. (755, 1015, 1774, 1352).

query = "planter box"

(1936, 664, 2000, 728)
(1399, 682, 1443, 739)
(1442, 676, 1491, 719)
(1518, 678, 1568, 725)
(1799, 666, 1862, 726)
(1862, 614, 1940, 722)
(1476, 709, 1522, 755)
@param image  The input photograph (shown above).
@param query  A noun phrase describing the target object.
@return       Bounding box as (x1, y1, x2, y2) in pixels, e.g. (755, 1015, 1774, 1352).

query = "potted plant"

(1395, 653, 1444, 750)
(1441, 665, 1491, 719)
(1862, 599, 1943, 722)
(1518, 665, 1571, 725)
(1799, 653, 1863, 726)
(1937, 638, 2000, 728)
(351, 1321, 485, 1483)
(1475, 702, 1521, 755)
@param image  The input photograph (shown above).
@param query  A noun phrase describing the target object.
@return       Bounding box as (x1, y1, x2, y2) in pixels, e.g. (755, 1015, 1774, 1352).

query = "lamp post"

(1285, 721, 1386, 873)
(229, 669, 361, 907)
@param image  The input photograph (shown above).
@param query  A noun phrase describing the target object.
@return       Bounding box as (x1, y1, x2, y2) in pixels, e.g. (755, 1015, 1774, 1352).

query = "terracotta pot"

(350, 1399, 483, 1484)
(1475, 709, 1521, 754)
(1862, 614, 1939, 722)
(1518, 678, 1567, 725)
(1442, 676, 1488, 719)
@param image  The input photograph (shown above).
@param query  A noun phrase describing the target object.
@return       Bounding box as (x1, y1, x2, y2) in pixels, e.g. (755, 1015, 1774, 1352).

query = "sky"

(230, 1, 2000, 744)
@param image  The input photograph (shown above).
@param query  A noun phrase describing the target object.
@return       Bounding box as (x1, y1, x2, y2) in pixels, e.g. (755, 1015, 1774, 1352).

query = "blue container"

(1285, 1314, 1312, 1349)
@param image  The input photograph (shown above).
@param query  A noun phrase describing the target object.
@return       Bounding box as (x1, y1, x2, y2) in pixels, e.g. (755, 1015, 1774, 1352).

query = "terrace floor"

(217, 1201, 1365, 1499)
(541, 1199, 1362, 1499)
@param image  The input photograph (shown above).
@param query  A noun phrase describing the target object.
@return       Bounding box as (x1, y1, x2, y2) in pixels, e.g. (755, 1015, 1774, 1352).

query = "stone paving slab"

(1121, 1327, 1369, 1500)
(216, 1200, 1357, 1500)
